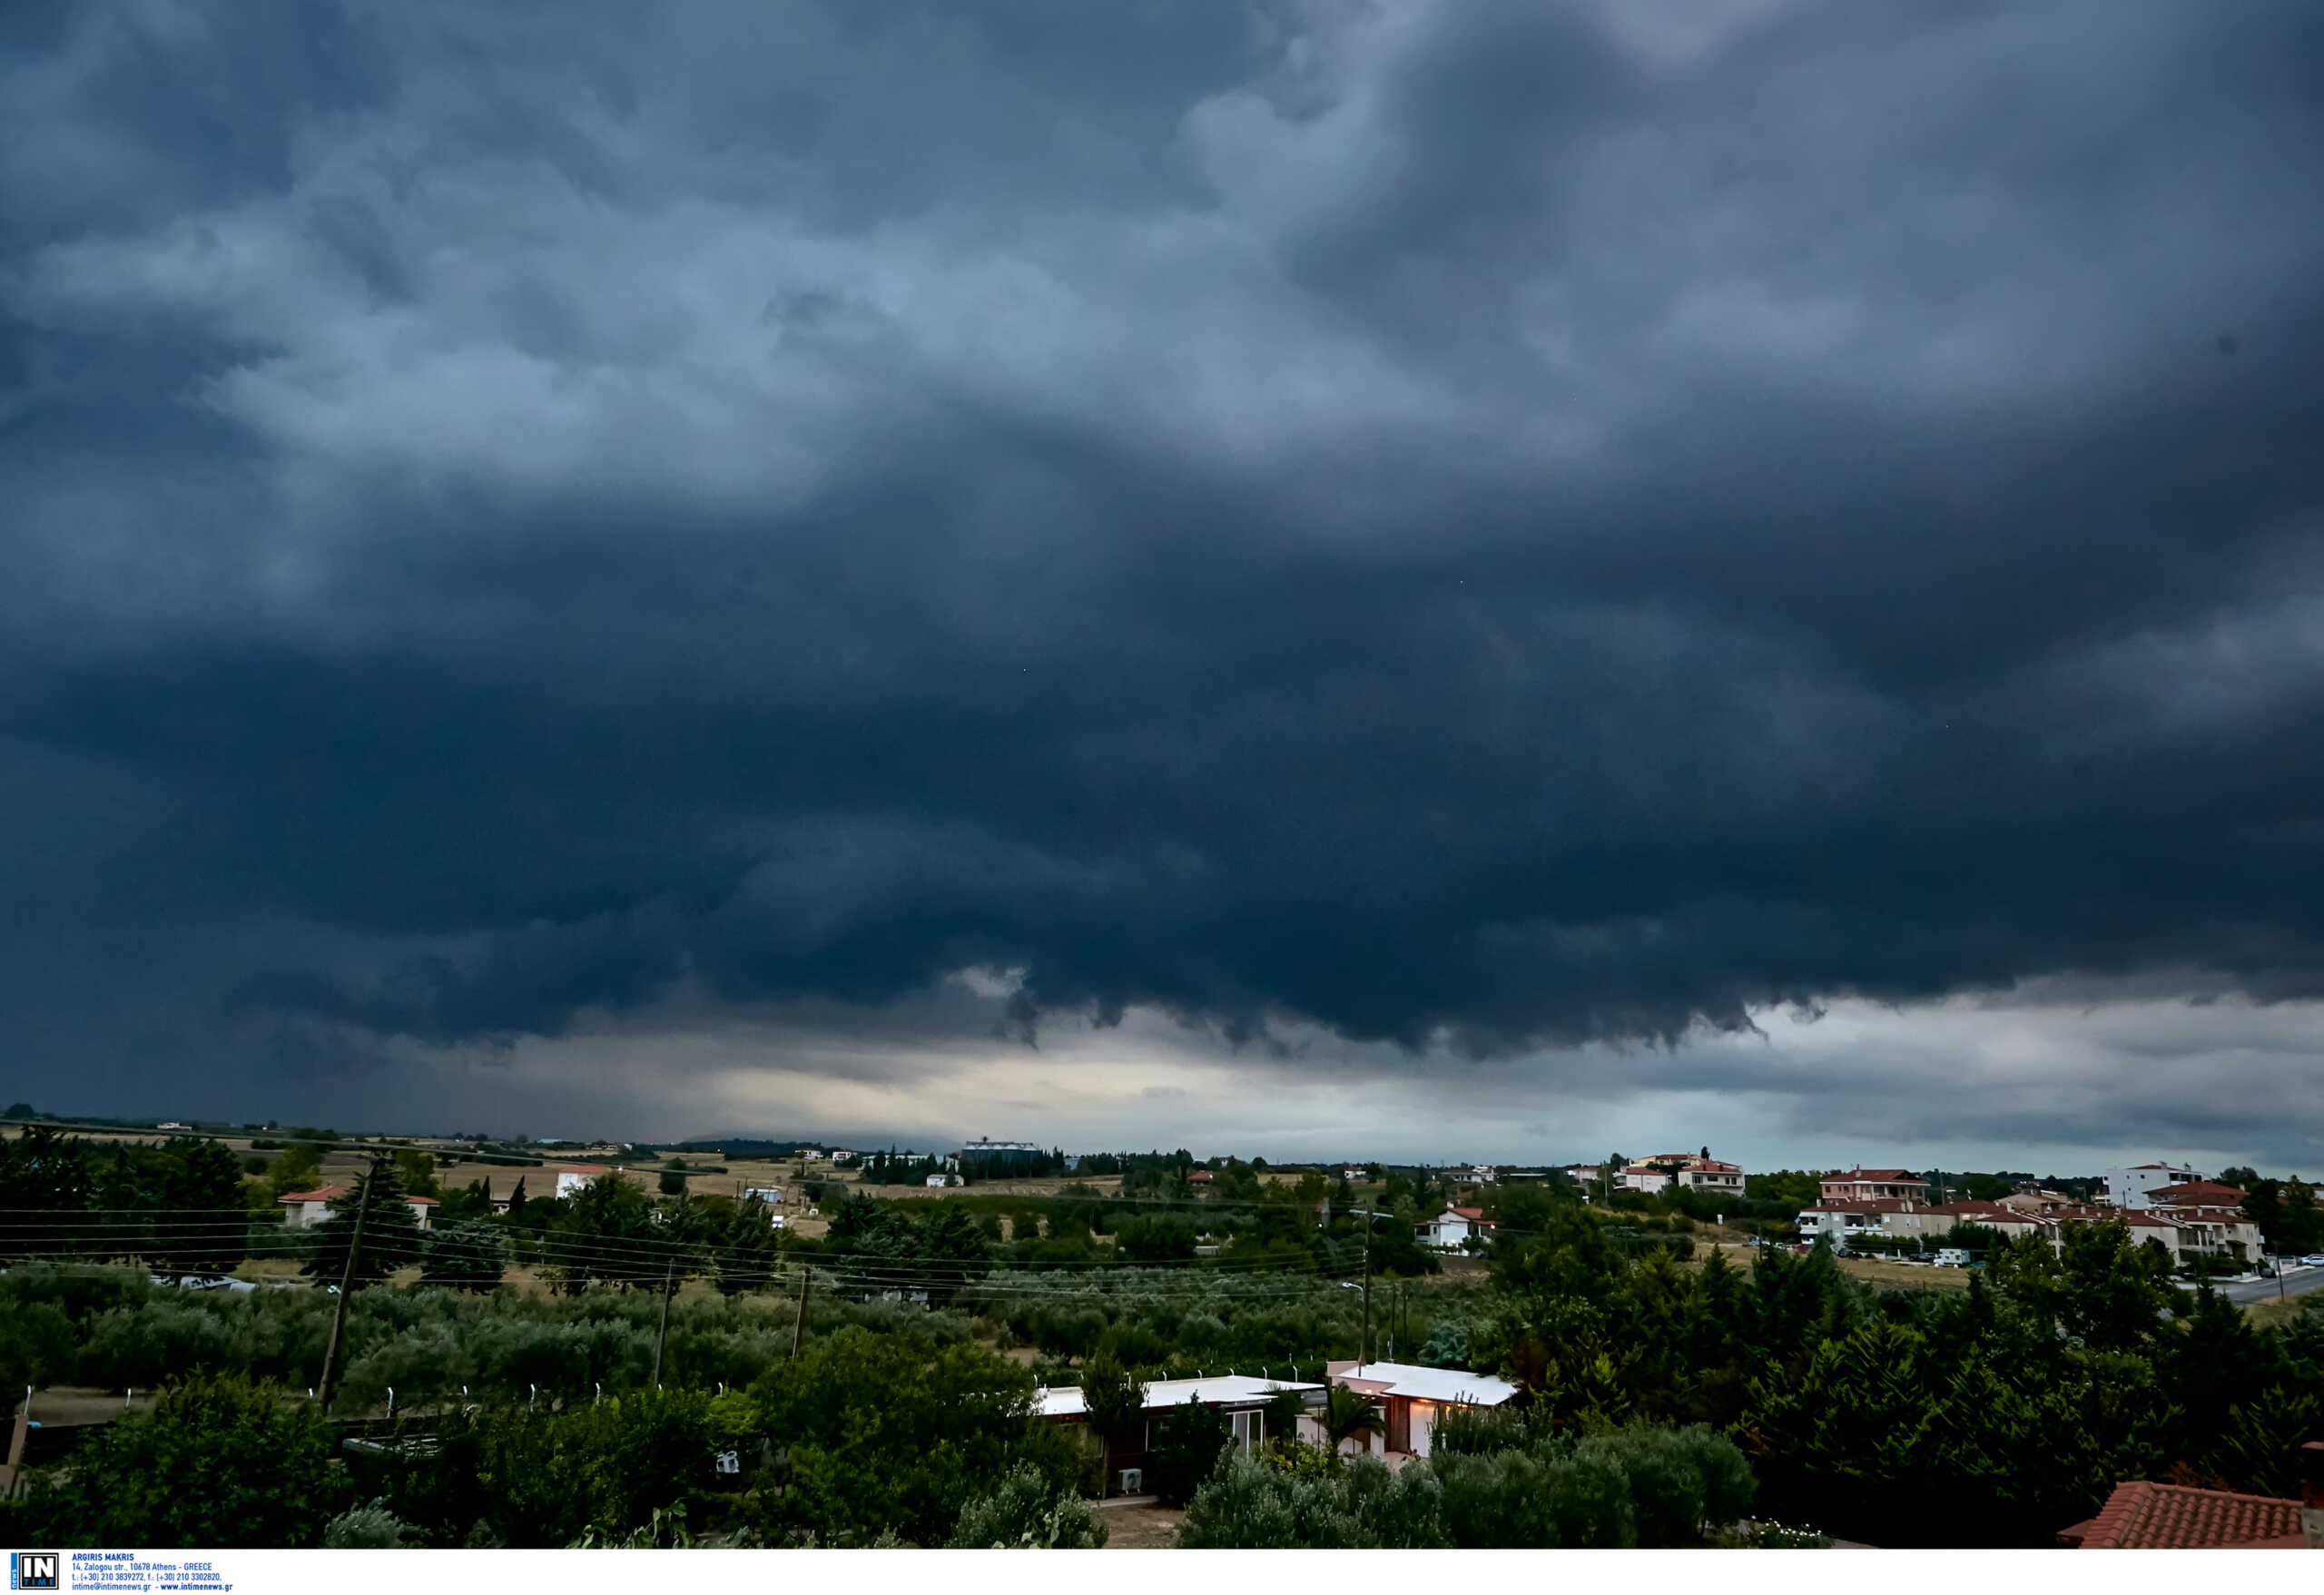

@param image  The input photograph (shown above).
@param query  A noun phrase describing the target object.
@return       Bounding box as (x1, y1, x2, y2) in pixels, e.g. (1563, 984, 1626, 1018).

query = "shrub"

(1429, 1444, 1635, 1547)
(947, 1462, 1109, 1548)
(419, 1222, 508, 1292)
(406, 1388, 757, 1548)
(323, 1501, 414, 1549)
(12, 1374, 349, 1547)
(1574, 1424, 1754, 1545)
(1179, 1452, 1449, 1548)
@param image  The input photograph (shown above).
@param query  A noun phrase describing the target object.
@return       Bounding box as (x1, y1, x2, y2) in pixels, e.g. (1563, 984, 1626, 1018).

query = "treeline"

(0, 1260, 968, 1413)
(1, 1291, 1787, 1550)
(0, 1325, 1099, 1549)
(817, 1181, 1440, 1283)
(1180, 1422, 1764, 1548)
(1462, 1183, 2324, 1545)
(0, 1127, 249, 1276)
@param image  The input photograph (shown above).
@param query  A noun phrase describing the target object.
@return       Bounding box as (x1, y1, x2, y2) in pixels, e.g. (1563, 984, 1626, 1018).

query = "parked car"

(2303, 1254, 2324, 1267)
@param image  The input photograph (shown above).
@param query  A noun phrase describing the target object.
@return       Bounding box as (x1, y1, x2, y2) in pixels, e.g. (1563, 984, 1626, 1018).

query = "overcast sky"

(5, 2, 2324, 1174)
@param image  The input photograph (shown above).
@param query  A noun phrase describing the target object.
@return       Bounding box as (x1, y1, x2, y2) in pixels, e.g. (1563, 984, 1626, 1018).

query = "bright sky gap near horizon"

(4, 2, 2324, 1174)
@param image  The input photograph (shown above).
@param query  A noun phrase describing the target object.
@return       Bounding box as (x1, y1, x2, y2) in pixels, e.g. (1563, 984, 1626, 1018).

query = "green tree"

(551, 1173, 657, 1292)
(265, 1142, 325, 1200)
(12, 1374, 350, 1547)
(419, 1221, 509, 1292)
(1320, 1383, 1384, 1454)
(304, 1165, 424, 1289)
(1147, 1395, 1234, 1506)
(147, 1137, 251, 1279)
(401, 1388, 755, 1548)
(707, 1200, 782, 1296)
(2279, 1180, 2321, 1256)
(1078, 1339, 1149, 1494)
(0, 1301, 77, 1393)
(0, 1127, 96, 1262)
(391, 1148, 439, 1198)
(751, 1327, 1072, 1546)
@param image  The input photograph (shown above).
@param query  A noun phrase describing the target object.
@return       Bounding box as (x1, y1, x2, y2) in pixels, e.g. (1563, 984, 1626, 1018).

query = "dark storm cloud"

(5, 1, 2324, 1137)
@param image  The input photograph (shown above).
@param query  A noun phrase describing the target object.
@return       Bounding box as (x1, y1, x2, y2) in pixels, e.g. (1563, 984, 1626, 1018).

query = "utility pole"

(1350, 1206, 1388, 1368)
(652, 1257, 677, 1387)
(316, 1151, 389, 1415)
(790, 1262, 812, 1359)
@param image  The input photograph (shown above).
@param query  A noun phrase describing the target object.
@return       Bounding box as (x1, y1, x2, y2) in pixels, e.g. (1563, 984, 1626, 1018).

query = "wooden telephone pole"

(316, 1151, 389, 1414)
(790, 1262, 812, 1358)
(652, 1257, 678, 1387)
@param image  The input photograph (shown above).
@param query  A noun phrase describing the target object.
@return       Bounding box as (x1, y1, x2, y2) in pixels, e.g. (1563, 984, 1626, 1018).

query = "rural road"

(2221, 1264, 2324, 1307)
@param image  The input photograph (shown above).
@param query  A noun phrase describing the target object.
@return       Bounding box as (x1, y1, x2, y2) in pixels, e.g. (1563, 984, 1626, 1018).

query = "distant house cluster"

(1571, 1153, 1746, 1197)
(1795, 1163, 2266, 1266)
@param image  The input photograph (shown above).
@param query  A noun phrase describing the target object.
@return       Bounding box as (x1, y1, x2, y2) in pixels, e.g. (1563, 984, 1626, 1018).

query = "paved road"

(2221, 1263, 2324, 1306)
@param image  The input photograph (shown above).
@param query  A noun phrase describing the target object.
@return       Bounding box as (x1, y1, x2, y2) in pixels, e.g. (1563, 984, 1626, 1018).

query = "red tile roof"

(1927, 1200, 2027, 1223)
(2148, 1181, 2247, 1206)
(2061, 1481, 2304, 1549)
(1825, 1168, 1918, 1183)
(1449, 1206, 1487, 1221)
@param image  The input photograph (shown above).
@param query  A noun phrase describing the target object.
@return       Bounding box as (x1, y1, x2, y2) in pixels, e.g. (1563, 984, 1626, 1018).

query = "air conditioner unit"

(1118, 1467, 1144, 1495)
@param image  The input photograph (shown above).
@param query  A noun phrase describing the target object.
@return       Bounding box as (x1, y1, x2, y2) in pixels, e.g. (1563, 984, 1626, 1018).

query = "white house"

(1796, 1200, 1909, 1243)
(555, 1165, 615, 1199)
(1421, 1206, 1492, 1251)
(1036, 1374, 1325, 1493)
(926, 1172, 961, 1187)
(1819, 1167, 1928, 1204)
(2104, 1163, 2206, 1210)
(278, 1186, 438, 1231)
(2144, 1182, 2260, 1262)
(1669, 1155, 1746, 1195)
(802, 1149, 825, 1162)
(1326, 1361, 1521, 1459)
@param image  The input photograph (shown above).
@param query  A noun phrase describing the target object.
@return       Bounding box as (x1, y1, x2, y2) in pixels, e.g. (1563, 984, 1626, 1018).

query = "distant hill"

(675, 1137, 824, 1159)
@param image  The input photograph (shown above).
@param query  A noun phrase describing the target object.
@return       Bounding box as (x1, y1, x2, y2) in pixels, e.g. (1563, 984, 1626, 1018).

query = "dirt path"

(1097, 1501, 1185, 1549)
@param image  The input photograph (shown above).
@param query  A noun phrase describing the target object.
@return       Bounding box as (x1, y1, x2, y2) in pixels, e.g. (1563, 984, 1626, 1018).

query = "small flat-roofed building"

(1036, 1373, 1325, 1494)
(1326, 1360, 1521, 1459)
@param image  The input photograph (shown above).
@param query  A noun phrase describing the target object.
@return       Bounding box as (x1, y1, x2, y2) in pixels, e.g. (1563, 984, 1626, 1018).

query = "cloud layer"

(5, 2, 2324, 1159)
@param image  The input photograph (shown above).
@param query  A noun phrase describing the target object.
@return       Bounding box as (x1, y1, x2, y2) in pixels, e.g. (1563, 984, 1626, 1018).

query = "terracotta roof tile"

(2066, 1481, 2303, 1549)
